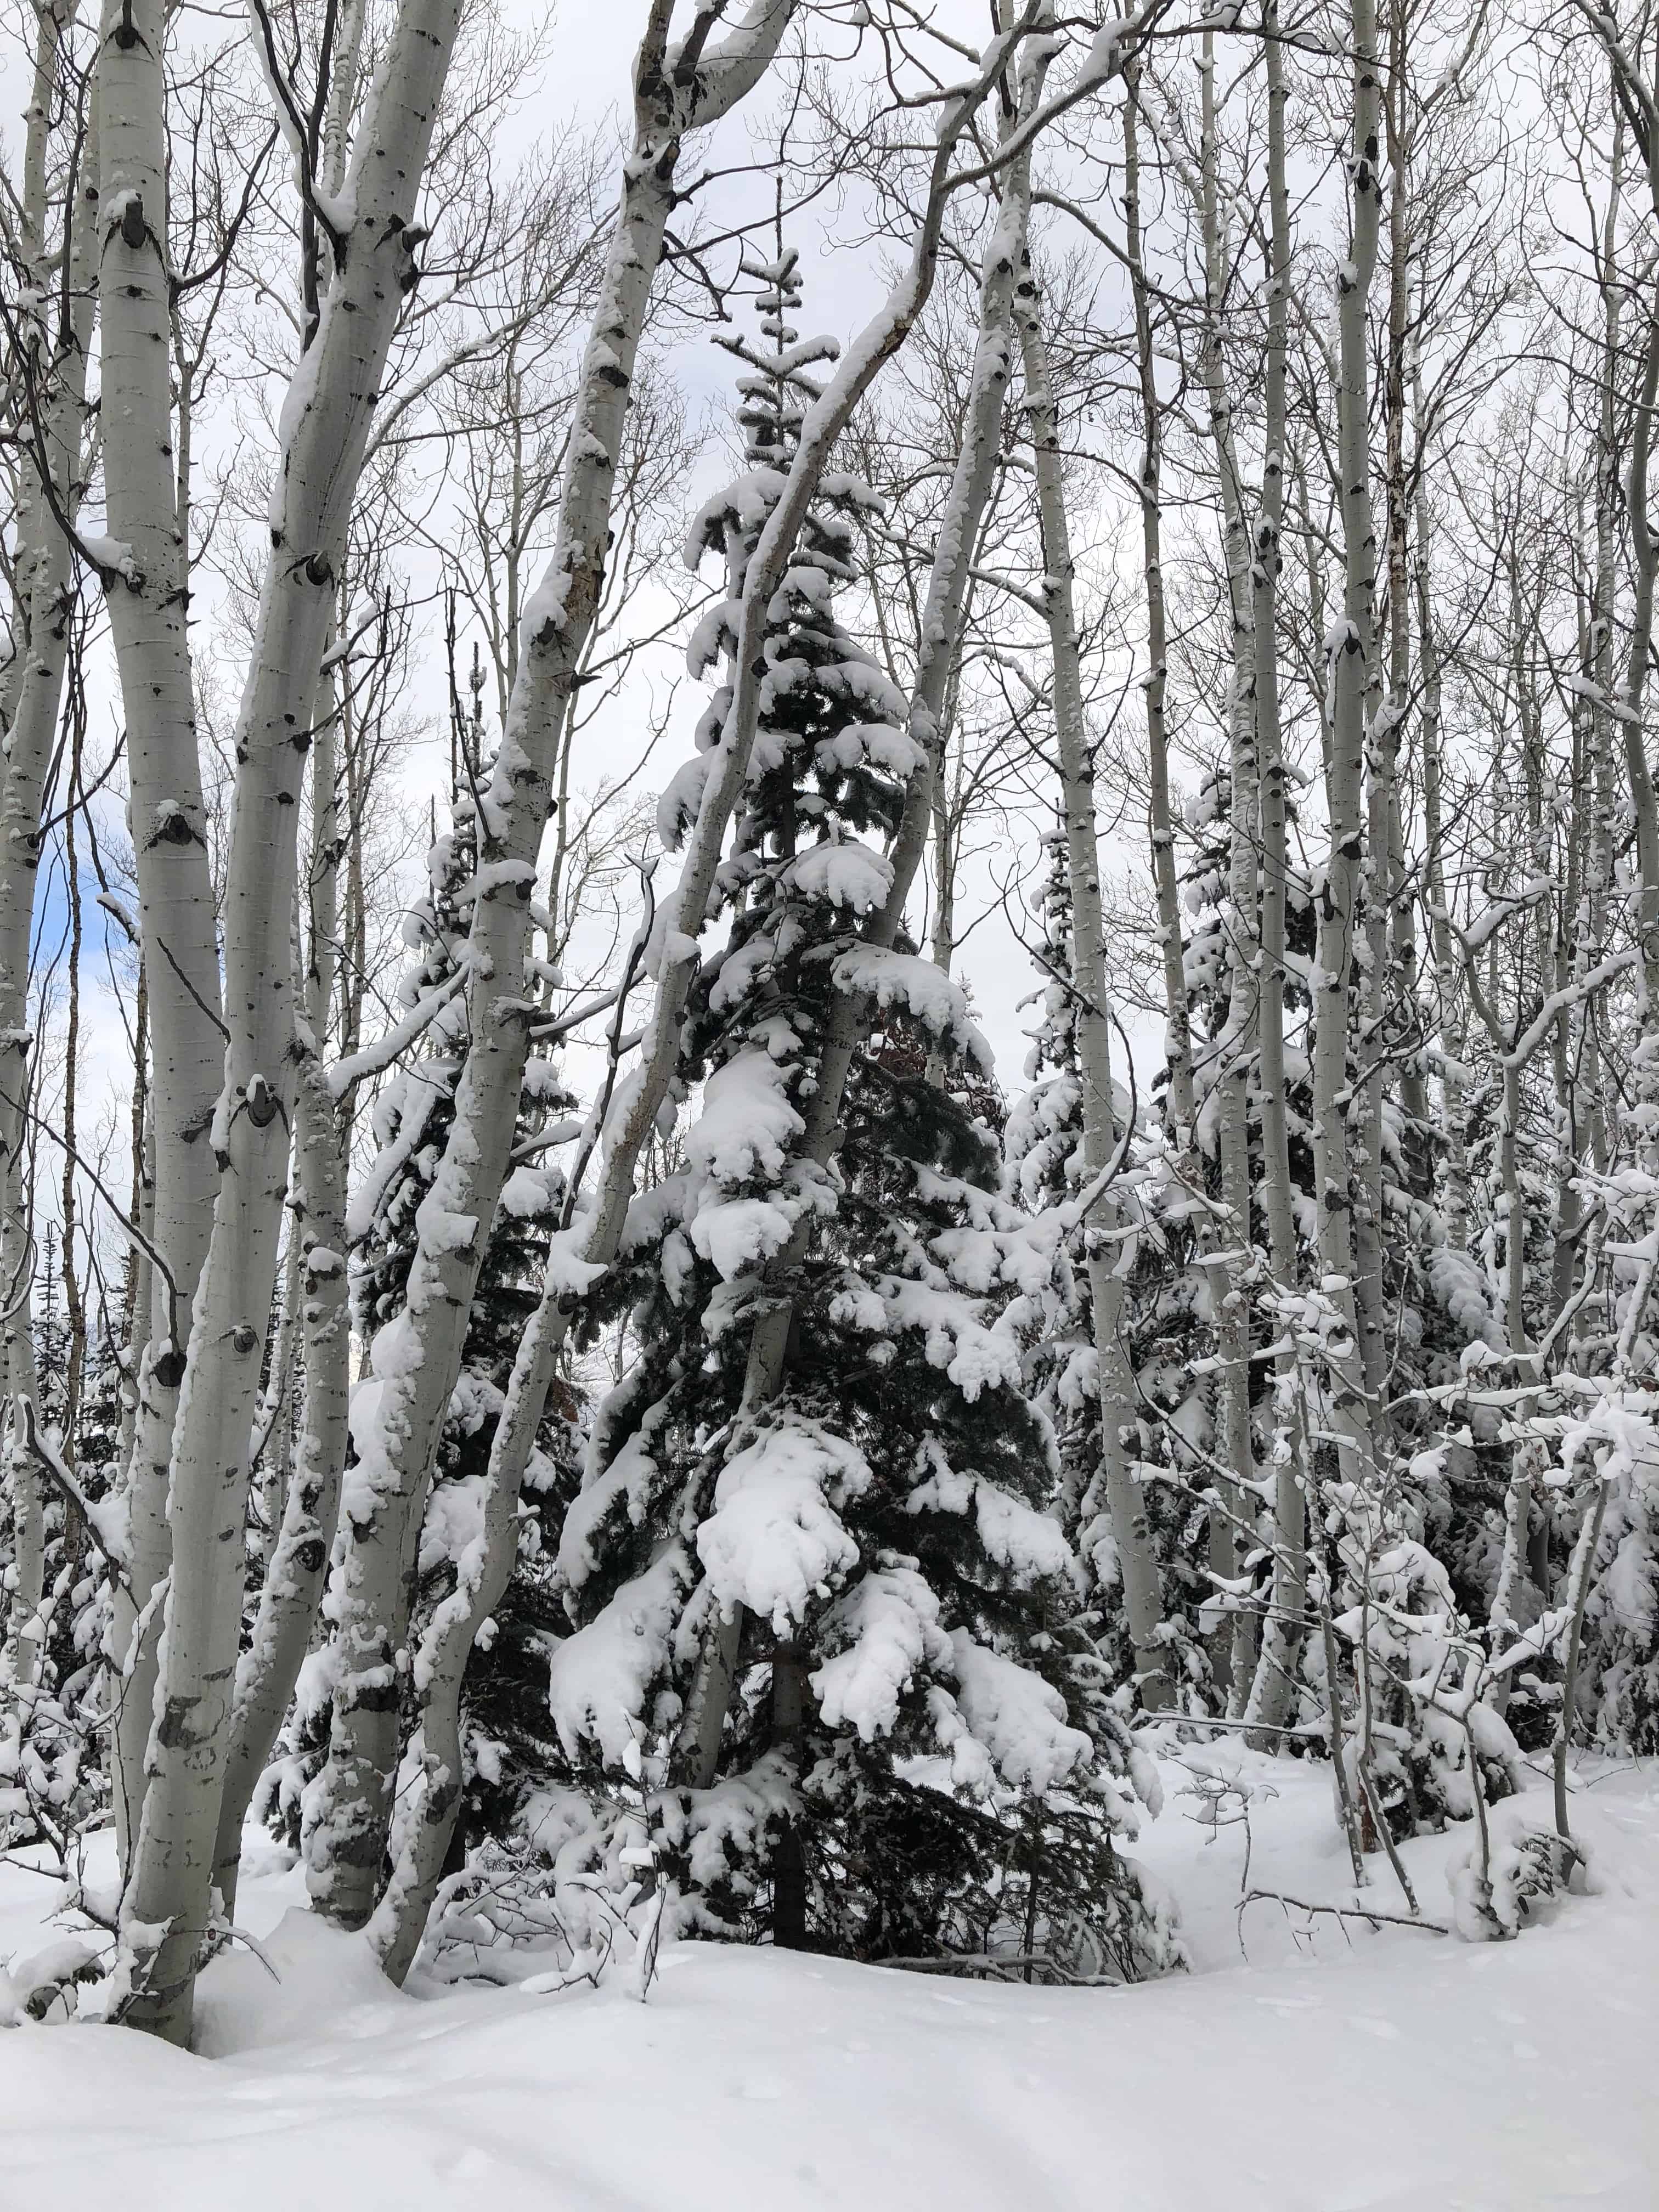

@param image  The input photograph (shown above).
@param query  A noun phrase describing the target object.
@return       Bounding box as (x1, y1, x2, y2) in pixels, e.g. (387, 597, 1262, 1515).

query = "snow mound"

(194, 1905, 411, 2058)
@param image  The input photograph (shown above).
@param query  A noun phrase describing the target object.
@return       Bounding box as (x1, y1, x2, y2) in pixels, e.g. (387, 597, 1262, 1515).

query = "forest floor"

(2, 1745, 1655, 2210)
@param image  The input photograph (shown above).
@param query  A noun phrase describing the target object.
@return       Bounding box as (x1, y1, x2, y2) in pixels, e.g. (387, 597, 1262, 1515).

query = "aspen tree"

(112, 0, 471, 2041)
(1308, 0, 1384, 1494)
(1244, 0, 1313, 1739)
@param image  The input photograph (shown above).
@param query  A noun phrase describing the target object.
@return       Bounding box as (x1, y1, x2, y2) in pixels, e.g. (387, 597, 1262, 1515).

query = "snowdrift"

(2, 1755, 1656, 2211)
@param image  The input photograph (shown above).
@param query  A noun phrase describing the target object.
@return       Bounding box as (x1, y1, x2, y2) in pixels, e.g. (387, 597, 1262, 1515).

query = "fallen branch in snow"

(1237, 1888, 1449, 1946)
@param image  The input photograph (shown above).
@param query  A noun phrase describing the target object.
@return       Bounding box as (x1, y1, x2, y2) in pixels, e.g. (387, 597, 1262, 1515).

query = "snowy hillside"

(4, 1753, 1655, 2211)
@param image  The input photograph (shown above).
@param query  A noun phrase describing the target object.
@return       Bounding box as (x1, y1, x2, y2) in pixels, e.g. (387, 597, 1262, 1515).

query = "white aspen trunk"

(1616, 287, 1659, 1157)
(1582, 120, 1625, 1188)
(1017, 276, 1173, 1708)
(1310, 0, 1383, 1495)
(1413, 360, 1467, 1252)
(118, 0, 469, 2042)
(1487, 1441, 1541, 1722)
(117, 1080, 155, 1481)
(1502, 1056, 1526, 1354)
(253, 1222, 303, 1562)
(1124, 72, 1194, 1147)
(362, 1378, 521, 1982)
(0, 1, 97, 1700)
(1380, 16, 1428, 1198)
(1550, 684, 1585, 1331)
(1581, 16, 1659, 1124)
(1293, 447, 1335, 788)
(59, 714, 87, 1445)
(1244, 4, 1310, 1741)
(1354, 743, 1390, 1422)
(1197, 29, 1259, 1706)
(97, 0, 227, 1882)
(211, 667, 350, 1915)
(307, 0, 800, 1934)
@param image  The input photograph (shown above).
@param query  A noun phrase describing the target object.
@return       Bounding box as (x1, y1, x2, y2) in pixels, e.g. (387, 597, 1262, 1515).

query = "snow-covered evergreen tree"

(0, 1271, 112, 1848)
(549, 254, 1176, 1977)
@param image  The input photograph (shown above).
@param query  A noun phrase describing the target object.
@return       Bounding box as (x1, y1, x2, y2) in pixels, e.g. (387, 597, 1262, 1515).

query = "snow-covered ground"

(3, 1751, 1656, 2210)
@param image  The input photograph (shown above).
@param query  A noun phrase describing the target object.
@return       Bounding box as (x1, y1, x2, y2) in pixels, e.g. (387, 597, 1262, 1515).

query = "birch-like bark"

(1124, 71, 1194, 1147)
(97, 0, 227, 1882)
(1581, 114, 1626, 1187)
(1380, 7, 1428, 1196)
(60, 716, 87, 1446)
(1488, 1436, 1544, 1720)
(1616, 285, 1659, 1147)
(1346, 3, 1403, 1417)
(1550, 699, 1585, 1329)
(1017, 273, 1172, 1707)
(1195, 29, 1259, 1704)
(252, 1223, 303, 1565)
(1574, 13, 1659, 1077)
(1414, 360, 1466, 1251)
(117, 1075, 154, 1479)
(1309, 0, 1383, 1492)
(118, 0, 468, 2042)
(1244, 4, 1310, 1740)
(307, 0, 799, 1934)
(211, 657, 350, 1916)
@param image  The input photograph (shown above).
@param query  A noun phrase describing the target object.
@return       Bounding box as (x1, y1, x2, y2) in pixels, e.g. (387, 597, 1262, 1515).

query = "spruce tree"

(551, 254, 1175, 1977)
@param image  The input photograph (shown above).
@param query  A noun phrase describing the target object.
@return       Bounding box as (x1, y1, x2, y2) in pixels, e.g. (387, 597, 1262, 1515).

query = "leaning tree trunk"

(306, 0, 800, 1937)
